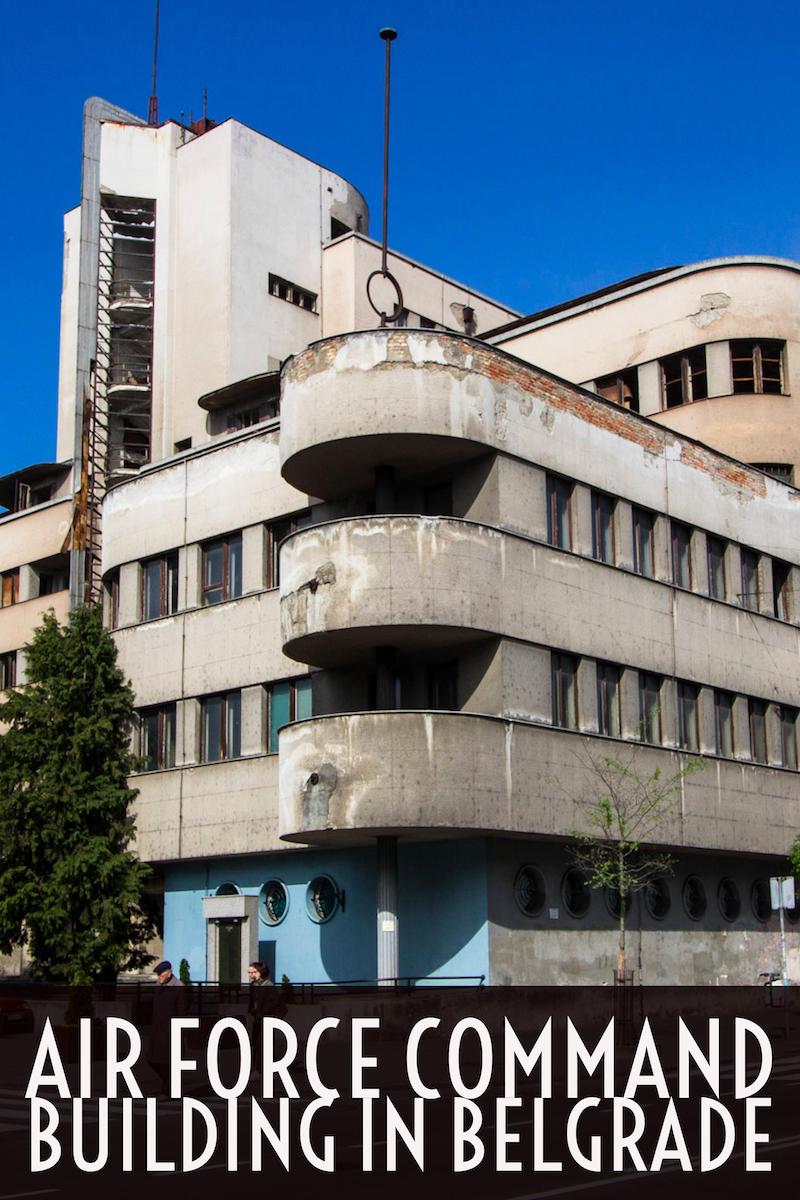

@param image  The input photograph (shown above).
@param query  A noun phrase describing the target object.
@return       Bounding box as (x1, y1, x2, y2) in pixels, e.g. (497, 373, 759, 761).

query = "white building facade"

(2, 97, 799, 984)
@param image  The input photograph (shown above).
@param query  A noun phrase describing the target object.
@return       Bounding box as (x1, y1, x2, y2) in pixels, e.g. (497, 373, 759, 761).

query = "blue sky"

(1, 0, 798, 475)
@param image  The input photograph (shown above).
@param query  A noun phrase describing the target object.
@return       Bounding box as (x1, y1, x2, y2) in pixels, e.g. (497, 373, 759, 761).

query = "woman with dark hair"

(248, 961, 277, 1074)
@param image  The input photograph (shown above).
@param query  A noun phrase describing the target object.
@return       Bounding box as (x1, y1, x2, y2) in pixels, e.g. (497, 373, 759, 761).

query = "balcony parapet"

(278, 710, 798, 855)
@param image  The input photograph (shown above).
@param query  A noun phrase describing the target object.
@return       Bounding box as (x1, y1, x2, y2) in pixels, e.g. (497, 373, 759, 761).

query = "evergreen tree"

(0, 605, 155, 983)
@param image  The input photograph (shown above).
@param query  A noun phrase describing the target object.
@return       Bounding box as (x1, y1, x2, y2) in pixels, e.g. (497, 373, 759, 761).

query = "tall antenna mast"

(148, 0, 160, 126)
(366, 28, 403, 328)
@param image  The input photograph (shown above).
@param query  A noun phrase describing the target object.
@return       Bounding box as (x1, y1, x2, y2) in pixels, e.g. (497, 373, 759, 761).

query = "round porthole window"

(561, 869, 591, 918)
(644, 877, 671, 921)
(751, 878, 771, 923)
(215, 882, 240, 896)
(605, 886, 632, 919)
(306, 875, 339, 923)
(514, 866, 546, 917)
(682, 875, 707, 921)
(718, 878, 741, 922)
(260, 879, 289, 926)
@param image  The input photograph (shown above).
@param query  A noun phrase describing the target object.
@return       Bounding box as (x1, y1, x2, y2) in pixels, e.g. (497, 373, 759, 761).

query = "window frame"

(779, 705, 798, 770)
(670, 521, 692, 589)
(714, 690, 735, 756)
(267, 676, 313, 753)
(661, 346, 708, 408)
(676, 681, 700, 752)
(591, 491, 616, 564)
(706, 535, 726, 601)
(0, 649, 17, 690)
(200, 690, 242, 762)
(595, 367, 640, 413)
(265, 511, 312, 589)
(748, 697, 768, 764)
(427, 660, 459, 711)
(139, 703, 177, 772)
(638, 672, 662, 744)
(772, 558, 792, 621)
(631, 507, 655, 578)
(140, 551, 179, 621)
(730, 339, 784, 395)
(551, 652, 579, 730)
(201, 532, 243, 606)
(1, 568, 20, 608)
(739, 547, 760, 611)
(546, 474, 573, 550)
(596, 661, 621, 738)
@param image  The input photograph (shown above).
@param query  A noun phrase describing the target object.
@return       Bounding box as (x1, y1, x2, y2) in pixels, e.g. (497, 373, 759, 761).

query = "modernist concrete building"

(2, 96, 799, 985)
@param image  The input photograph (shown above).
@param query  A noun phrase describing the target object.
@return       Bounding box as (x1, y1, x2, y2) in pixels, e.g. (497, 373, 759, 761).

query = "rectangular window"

(1, 569, 19, 608)
(225, 398, 279, 432)
(706, 535, 726, 600)
(596, 662, 621, 737)
(141, 552, 179, 620)
(201, 533, 242, 605)
(546, 475, 572, 550)
(730, 340, 784, 395)
(139, 704, 176, 772)
(780, 706, 798, 770)
(772, 558, 792, 621)
(265, 511, 312, 589)
(591, 492, 615, 564)
(552, 653, 579, 729)
(268, 676, 313, 752)
(268, 272, 317, 312)
(661, 346, 708, 408)
(714, 690, 735, 756)
(740, 548, 760, 611)
(671, 521, 692, 589)
(638, 672, 662, 743)
(201, 691, 242, 762)
(427, 661, 459, 711)
(107, 569, 120, 629)
(748, 698, 767, 764)
(595, 367, 640, 413)
(632, 507, 655, 577)
(0, 650, 17, 690)
(677, 682, 700, 752)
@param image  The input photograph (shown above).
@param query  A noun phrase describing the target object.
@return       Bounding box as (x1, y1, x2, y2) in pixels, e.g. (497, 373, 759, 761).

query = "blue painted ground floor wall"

(163, 839, 490, 985)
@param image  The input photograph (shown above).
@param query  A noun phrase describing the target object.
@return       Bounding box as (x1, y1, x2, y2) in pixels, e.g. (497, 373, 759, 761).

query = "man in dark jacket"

(148, 960, 188, 1093)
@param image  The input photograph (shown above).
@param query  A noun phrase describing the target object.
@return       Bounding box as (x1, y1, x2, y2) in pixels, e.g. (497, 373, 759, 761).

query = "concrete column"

(732, 695, 750, 760)
(242, 524, 265, 594)
(757, 556, 773, 617)
(691, 530, 708, 595)
(576, 657, 598, 733)
(706, 342, 732, 398)
(118, 561, 139, 627)
(724, 544, 741, 606)
(697, 687, 716, 754)
(619, 668, 641, 740)
(652, 516, 671, 583)
(572, 484, 593, 557)
(615, 501, 634, 571)
(241, 685, 266, 755)
(659, 679, 678, 748)
(766, 703, 783, 767)
(17, 564, 37, 603)
(637, 361, 662, 417)
(180, 698, 200, 765)
(376, 836, 399, 985)
(184, 544, 202, 609)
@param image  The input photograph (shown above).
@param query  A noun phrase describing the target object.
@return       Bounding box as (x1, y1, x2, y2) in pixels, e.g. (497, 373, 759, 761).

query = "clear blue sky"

(1, 0, 798, 476)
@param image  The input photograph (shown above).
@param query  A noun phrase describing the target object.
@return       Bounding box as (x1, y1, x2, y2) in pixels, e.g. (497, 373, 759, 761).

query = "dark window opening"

(265, 511, 313, 589)
(269, 272, 317, 312)
(268, 677, 312, 752)
(427, 661, 459, 711)
(706, 535, 726, 600)
(632, 507, 655, 577)
(638, 672, 662, 743)
(201, 533, 242, 605)
(140, 703, 176, 771)
(661, 346, 708, 408)
(174, 437, 192, 453)
(201, 691, 242, 761)
(677, 681, 700, 752)
(596, 662, 621, 737)
(141, 552, 179, 620)
(561, 869, 591, 918)
(751, 879, 771, 923)
(730, 340, 784, 395)
(714, 690, 735, 756)
(423, 482, 453, 517)
(739, 548, 760, 611)
(683, 876, 707, 921)
(780, 705, 798, 770)
(514, 866, 546, 918)
(107, 570, 120, 629)
(748, 698, 768, 763)
(546, 475, 572, 549)
(750, 462, 793, 485)
(591, 491, 615, 564)
(772, 558, 792, 620)
(671, 521, 692, 588)
(0, 650, 17, 690)
(645, 878, 671, 921)
(552, 653, 579, 730)
(718, 878, 741, 922)
(595, 367, 639, 412)
(330, 217, 351, 240)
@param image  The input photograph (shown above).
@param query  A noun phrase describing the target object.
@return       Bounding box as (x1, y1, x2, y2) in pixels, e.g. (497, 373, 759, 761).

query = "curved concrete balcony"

(278, 711, 797, 855)
(280, 515, 506, 666)
(280, 329, 577, 499)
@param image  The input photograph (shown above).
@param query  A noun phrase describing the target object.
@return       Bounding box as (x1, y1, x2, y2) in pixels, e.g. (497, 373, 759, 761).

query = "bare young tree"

(567, 743, 703, 980)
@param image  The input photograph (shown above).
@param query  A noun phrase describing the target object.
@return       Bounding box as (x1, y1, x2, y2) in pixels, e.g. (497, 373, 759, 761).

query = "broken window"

(268, 677, 312, 752)
(546, 475, 572, 550)
(0, 650, 17, 690)
(268, 273, 317, 312)
(591, 491, 615, 564)
(201, 533, 242, 605)
(265, 511, 312, 589)
(201, 691, 242, 761)
(671, 521, 692, 588)
(780, 705, 798, 770)
(631, 507, 655, 577)
(595, 367, 639, 412)
(677, 681, 699, 752)
(660, 346, 708, 408)
(1, 569, 19, 608)
(551, 653, 579, 729)
(772, 558, 792, 621)
(141, 552, 179, 620)
(139, 703, 176, 771)
(706, 535, 726, 600)
(730, 340, 784, 394)
(748, 698, 768, 764)
(427, 661, 459, 711)
(596, 661, 621, 737)
(739, 547, 760, 611)
(714, 690, 735, 756)
(638, 672, 662, 743)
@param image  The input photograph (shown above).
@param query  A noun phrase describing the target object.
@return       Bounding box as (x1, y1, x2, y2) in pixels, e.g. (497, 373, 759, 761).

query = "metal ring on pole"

(366, 268, 404, 325)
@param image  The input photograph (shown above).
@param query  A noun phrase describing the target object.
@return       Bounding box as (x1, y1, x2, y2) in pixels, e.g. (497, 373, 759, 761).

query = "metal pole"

(148, 1, 161, 126)
(379, 28, 397, 307)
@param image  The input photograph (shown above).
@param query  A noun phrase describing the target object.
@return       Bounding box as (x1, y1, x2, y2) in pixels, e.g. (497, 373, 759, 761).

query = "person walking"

(148, 959, 189, 1094)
